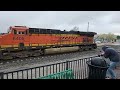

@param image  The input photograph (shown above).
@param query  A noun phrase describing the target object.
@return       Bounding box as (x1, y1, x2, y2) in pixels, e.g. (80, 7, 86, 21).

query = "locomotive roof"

(10, 26, 97, 36)
(76, 31, 97, 35)
(10, 26, 29, 30)
(29, 28, 61, 31)
(29, 28, 96, 34)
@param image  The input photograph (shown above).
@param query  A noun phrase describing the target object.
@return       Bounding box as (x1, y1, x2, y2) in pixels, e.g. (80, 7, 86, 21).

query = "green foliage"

(117, 36, 120, 39)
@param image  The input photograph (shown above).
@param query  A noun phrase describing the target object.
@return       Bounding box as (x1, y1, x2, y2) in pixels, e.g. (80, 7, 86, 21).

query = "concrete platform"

(115, 67, 120, 79)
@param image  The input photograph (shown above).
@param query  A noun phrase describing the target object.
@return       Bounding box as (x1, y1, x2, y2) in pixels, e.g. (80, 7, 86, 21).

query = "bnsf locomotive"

(0, 26, 97, 59)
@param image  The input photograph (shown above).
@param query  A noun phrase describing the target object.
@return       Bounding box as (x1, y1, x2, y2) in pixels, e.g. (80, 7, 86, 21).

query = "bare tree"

(71, 26, 79, 31)
(97, 33, 117, 42)
(106, 33, 117, 42)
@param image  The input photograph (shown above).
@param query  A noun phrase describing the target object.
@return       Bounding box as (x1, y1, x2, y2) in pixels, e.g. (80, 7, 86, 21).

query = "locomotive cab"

(10, 26, 29, 35)
(9, 26, 29, 49)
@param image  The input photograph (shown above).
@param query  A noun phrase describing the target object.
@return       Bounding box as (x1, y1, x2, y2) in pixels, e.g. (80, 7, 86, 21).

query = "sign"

(13, 37, 24, 40)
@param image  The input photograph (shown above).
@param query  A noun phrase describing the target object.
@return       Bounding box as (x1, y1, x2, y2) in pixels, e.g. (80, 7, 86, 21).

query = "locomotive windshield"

(7, 29, 12, 34)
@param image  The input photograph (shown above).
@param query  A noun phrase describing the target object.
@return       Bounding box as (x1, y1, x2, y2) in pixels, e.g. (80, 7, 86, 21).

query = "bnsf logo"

(13, 37, 24, 40)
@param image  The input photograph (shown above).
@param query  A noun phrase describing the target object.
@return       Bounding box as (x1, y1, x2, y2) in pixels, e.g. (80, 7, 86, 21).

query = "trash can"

(86, 57, 109, 79)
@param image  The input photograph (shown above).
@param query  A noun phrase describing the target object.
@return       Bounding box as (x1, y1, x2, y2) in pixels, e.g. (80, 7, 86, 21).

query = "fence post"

(66, 61, 69, 70)
(0, 72, 4, 79)
(66, 61, 69, 79)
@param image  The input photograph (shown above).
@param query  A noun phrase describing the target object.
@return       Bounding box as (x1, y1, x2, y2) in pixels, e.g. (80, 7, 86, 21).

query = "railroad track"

(0, 51, 78, 64)
(0, 49, 99, 71)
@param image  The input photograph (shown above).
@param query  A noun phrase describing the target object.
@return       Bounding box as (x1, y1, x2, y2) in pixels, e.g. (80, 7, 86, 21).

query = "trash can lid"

(86, 57, 109, 68)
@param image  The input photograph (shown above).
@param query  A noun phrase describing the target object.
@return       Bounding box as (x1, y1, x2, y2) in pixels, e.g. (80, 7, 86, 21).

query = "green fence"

(37, 69, 74, 79)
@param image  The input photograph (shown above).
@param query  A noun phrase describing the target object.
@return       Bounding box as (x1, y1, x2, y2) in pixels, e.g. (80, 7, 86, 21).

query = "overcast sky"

(0, 11, 120, 34)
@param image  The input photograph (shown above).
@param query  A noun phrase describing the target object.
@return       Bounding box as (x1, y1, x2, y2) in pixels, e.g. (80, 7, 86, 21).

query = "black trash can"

(86, 57, 109, 79)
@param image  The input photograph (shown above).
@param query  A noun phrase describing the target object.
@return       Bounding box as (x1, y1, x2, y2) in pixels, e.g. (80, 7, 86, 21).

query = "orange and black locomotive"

(0, 26, 97, 59)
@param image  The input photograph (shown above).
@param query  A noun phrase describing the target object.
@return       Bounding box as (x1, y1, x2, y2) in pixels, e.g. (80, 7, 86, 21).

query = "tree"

(117, 35, 120, 39)
(106, 33, 116, 42)
(96, 33, 117, 42)
(98, 34, 107, 42)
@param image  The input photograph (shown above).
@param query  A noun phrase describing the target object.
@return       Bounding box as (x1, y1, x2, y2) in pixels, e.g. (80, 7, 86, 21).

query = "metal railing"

(0, 56, 99, 79)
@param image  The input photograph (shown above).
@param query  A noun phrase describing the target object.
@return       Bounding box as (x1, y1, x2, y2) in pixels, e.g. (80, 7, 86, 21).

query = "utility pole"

(87, 22, 89, 32)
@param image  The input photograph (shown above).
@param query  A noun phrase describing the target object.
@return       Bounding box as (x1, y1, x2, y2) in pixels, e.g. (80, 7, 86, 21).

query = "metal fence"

(0, 56, 99, 79)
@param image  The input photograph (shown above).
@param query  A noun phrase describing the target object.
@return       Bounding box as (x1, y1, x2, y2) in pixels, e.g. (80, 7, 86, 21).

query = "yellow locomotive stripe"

(46, 44, 54, 45)
(0, 42, 93, 50)
(1, 45, 13, 48)
(24, 44, 30, 46)
(31, 44, 39, 46)
(31, 34, 80, 36)
(0, 42, 82, 47)
(0, 45, 19, 48)
(13, 45, 19, 47)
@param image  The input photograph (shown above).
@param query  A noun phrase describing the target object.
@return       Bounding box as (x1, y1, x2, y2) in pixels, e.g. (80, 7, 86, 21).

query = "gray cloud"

(0, 11, 120, 35)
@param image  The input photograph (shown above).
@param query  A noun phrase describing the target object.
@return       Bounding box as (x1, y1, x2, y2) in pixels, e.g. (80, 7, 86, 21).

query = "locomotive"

(0, 26, 97, 59)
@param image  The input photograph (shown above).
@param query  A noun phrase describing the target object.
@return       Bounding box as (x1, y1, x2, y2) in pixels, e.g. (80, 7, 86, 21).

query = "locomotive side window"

(22, 32, 25, 34)
(15, 31, 25, 35)
(18, 32, 21, 34)
(8, 29, 12, 34)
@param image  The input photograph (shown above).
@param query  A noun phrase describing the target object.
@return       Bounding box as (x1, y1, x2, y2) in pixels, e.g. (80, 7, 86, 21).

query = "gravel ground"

(0, 43, 120, 77)
(0, 50, 99, 72)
